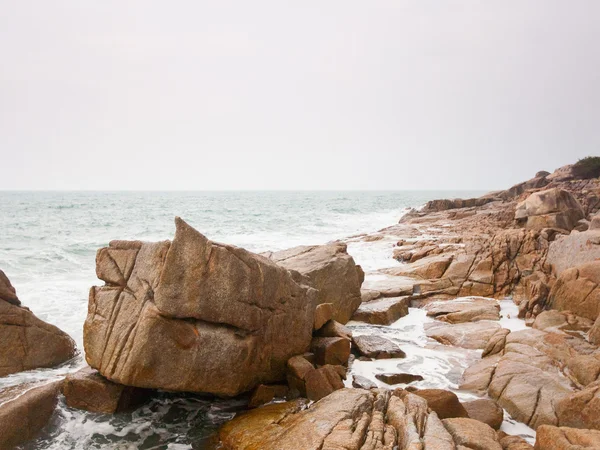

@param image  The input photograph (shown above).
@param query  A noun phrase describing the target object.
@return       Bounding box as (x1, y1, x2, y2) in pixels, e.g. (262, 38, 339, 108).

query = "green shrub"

(572, 156, 600, 179)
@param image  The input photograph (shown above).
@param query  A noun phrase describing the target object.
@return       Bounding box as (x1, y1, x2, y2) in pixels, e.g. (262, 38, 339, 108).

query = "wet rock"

(351, 296, 410, 325)
(462, 399, 503, 430)
(314, 320, 352, 341)
(534, 425, 600, 449)
(515, 188, 585, 231)
(313, 303, 334, 330)
(0, 273, 76, 377)
(424, 297, 500, 323)
(84, 218, 317, 397)
(546, 261, 600, 321)
(442, 417, 502, 450)
(425, 320, 501, 349)
(413, 389, 469, 419)
(546, 229, 600, 275)
(352, 335, 406, 359)
(352, 375, 377, 390)
(248, 384, 289, 408)
(375, 373, 423, 385)
(0, 381, 62, 449)
(310, 337, 351, 366)
(63, 366, 152, 413)
(263, 242, 364, 324)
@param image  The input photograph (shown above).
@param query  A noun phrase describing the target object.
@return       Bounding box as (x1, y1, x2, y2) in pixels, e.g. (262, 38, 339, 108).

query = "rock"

(0, 289, 76, 377)
(460, 355, 501, 393)
(482, 328, 510, 357)
(310, 337, 351, 366)
(546, 262, 600, 321)
(305, 365, 345, 401)
(352, 375, 377, 390)
(546, 229, 600, 275)
(424, 297, 500, 323)
(422, 197, 497, 213)
(555, 382, 600, 430)
(375, 373, 423, 385)
(84, 218, 317, 397)
(534, 425, 600, 449)
(63, 366, 152, 413)
(361, 275, 415, 298)
(500, 434, 535, 450)
(515, 188, 585, 231)
(532, 310, 593, 334)
(361, 289, 381, 303)
(350, 296, 410, 325)
(352, 335, 406, 359)
(248, 384, 289, 408)
(263, 243, 364, 324)
(286, 355, 315, 396)
(413, 389, 469, 419)
(382, 255, 453, 280)
(425, 320, 501, 349)
(441, 417, 503, 450)
(0, 381, 62, 449)
(314, 320, 352, 341)
(0, 269, 20, 306)
(313, 303, 334, 330)
(462, 399, 503, 430)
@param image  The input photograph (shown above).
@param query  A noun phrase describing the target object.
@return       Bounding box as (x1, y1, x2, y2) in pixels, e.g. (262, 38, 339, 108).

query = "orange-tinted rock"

(351, 296, 409, 325)
(462, 398, 503, 430)
(310, 337, 350, 366)
(313, 303, 334, 330)
(414, 389, 469, 419)
(534, 425, 600, 449)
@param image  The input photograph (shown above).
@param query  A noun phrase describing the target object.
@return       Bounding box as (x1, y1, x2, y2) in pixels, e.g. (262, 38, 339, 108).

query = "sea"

(2, 189, 527, 449)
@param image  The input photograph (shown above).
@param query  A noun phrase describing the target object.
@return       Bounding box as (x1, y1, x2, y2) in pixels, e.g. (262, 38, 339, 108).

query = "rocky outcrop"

(546, 229, 600, 275)
(0, 271, 76, 377)
(546, 261, 600, 321)
(264, 243, 364, 324)
(63, 366, 152, 413)
(515, 188, 585, 231)
(217, 387, 513, 450)
(534, 425, 600, 449)
(0, 381, 62, 449)
(84, 218, 318, 397)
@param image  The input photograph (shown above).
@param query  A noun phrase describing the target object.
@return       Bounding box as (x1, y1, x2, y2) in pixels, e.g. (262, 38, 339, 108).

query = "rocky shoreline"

(2, 160, 600, 449)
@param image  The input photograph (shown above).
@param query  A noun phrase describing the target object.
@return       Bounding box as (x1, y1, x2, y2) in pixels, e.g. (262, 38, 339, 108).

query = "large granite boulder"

(84, 218, 317, 397)
(535, 425, 600, 449)
(264, 243, 364, 323)
(425, 320, 501, 349)
(546, 229, 600, 275)
(0, 381, 62, 449)
(515, 188, 585, 231)
(351, 296, 409, 325)
(0, 271, 76, 377)
(546, 261, 600, 321)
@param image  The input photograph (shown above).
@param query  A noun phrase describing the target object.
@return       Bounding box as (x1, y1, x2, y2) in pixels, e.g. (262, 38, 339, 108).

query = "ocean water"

(0, 190, 497, 449)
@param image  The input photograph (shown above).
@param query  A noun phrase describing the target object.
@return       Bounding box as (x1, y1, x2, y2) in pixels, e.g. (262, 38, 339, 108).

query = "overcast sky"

(1, 1, 599, 190)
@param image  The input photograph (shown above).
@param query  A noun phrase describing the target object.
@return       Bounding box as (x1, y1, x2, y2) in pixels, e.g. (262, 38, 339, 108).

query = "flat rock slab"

(381, 254, 453, 280)
(351, 296, 410, 325)
(375, 373, 423, 385)
(423, 297, 500, 323)
(425, 320, 501, 349)
(352, 335, 406, 359)
(361, 275, 415, 298)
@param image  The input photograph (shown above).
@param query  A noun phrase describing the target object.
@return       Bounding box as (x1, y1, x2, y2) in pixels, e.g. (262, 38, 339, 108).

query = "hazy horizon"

(2, 1, 599, 191)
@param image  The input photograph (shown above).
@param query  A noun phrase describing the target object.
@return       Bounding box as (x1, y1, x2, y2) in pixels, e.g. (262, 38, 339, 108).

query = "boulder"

(413, 389, 469, 419)
(310, 337, 351, 366)
(0, 275, 76, 377)
(248, 384, 289, 408)
(0, 381, 62, 449)
(382, 255, 453, 280)
(515, 188, 585, 231)
(499, 434, 535, 450)
(425, 320, 501, 349)
(314, 320, 352, 341)
(534, 425, 600, 449)
(84, 218, 317, 397)
(375, 373, 423, 385)
(304, 365, 345, 401)
(361, 275, 415, 298)
(546, 262, 600, 321)
(313, 303, 334, 330)
(462, 399, 503, 430)
(424, 297, 500, 323)
(350, 296, 410, 325)
(352, 375, 377, 390)
(442, 417, 502, 450)
(263, 243, 364, 324)
(555, 382, 600, 430)
(352, 335, 406, 359)
(546, 230, 600, 276)
(62, 366, 152, 413)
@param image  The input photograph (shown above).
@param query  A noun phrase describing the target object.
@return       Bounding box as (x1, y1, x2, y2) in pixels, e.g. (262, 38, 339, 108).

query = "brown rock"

(63, 366, 152, 413)
(352, 335, 406, 359)
(0, 296, 76, 377)
(546, 229, 600, 276)
(310, 337, 351, 366)
(352, 375, 377, 390)
(0, 381, 62, 449)
(263, 243, 364, 324)
(375, 373, 423, 385)
(382, 254, 453, 280)
(424, 297, 500, 323)
(361, 275, 415, 298)
(313, 303, 334, 330)
(414, 389, 469, 419)
(534, 425, 600, 449)
(351, 296, 410, 325)
(515, 188, 585, 231)
(460, 355, 500, 393)
(500, 434, 534, 450)
(248, 384, 289, 408)
(425, 320, 501, 349)
(0, 269, 20, 305)
(305, 365, 345, 401)
(84, 218, 317, 397)
(314, 320, 352, 341)
(442, 417, 503, 450)
(556, 382, 600, 430)
(462, 399, 503, 430)
(546, 262, 600, 321)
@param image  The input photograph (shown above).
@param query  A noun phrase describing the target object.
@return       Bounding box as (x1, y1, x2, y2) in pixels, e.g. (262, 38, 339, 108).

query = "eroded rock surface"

(351, 296, 410, 325)
(84, 218, 318, 396)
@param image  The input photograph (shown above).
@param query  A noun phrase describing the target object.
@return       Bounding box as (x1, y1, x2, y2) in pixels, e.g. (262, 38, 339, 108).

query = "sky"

(1, 1, 599, 191)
